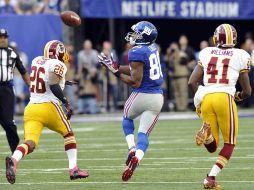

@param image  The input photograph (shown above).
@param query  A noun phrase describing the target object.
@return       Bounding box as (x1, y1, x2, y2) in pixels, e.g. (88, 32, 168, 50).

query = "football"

(60, 11, 81, 27)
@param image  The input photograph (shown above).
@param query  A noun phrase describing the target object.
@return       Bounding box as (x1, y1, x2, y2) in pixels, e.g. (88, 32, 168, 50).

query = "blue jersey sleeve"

(128, 48, 146, 63)
(127, 44, 163, 94)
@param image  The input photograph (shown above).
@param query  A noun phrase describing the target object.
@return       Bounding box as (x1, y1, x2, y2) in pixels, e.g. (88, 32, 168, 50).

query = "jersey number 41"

(207, 56, 230, 84)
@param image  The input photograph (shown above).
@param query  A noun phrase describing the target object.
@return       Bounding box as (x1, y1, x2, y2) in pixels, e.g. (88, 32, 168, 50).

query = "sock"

(122, 117, 134, 136)
(219, 143, 234, 160)
(204, 139, 217, 153)
(136, 132, 149, 159)
(12, 143, 31, 162)
(135, 149, 144, 161)
(64, 133, 77, 169)
(123, 117, 135, 149)
(66, 149, 77, 169)
(12, 150, 23, 162)
(209, 164, 221, 177)
(126, 134, 135, 150)
(64, 133, 77, 151)
(209, 143, 234, 177)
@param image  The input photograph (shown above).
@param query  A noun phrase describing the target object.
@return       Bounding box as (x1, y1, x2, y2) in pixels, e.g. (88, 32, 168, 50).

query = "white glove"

(98, 53, 119, 74)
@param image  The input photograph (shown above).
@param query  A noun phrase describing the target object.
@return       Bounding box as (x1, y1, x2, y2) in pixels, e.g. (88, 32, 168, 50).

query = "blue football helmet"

(125, 21, 158, 45)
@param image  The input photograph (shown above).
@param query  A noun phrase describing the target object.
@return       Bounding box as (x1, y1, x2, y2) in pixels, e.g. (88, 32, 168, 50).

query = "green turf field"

(0, 118, 254, 190)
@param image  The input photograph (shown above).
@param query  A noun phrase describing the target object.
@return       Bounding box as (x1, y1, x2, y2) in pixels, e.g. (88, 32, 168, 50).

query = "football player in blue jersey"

(98, 21, 164, 181)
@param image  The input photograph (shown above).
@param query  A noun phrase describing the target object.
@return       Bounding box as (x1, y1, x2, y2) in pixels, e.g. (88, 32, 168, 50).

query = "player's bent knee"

(205, 140, 217, 153)
(207, 146, 217, 153)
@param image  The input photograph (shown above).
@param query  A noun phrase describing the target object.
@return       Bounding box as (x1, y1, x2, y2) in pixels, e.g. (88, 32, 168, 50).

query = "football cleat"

(196, 122, 211, 146)
(204, 175, 222, 189)
(122, 156, 139, 181)
(69, 166, 89, 180)
(5, 156, 17, 184)
(125, 148, 136, 166)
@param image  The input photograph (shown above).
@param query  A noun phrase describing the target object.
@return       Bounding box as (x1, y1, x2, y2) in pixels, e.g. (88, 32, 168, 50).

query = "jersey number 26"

(30, 66, 46, 93)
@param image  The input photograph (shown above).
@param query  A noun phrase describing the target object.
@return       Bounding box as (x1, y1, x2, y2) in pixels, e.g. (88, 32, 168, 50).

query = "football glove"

(98, 53, 120, 75)
(64, 101, 73, 120)
(234, 91, 243, 102)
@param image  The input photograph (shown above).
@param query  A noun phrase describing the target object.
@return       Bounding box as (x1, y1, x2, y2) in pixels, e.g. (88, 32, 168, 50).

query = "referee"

(0, 28, 30, 153)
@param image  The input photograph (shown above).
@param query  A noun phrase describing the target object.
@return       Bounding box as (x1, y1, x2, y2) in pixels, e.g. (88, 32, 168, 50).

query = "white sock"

(126, 134, 135, 149)
(135, 149, 144, 161)
(66, 149, 77, 169)
(209, 164, 221, 177)
(12, 150, 23, 162)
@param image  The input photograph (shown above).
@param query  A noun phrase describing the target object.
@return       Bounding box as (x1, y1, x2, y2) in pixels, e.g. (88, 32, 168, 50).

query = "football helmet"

(125, 21, 158, 45)
(213, 24, 237, 48)
(44, 40, 69, 64)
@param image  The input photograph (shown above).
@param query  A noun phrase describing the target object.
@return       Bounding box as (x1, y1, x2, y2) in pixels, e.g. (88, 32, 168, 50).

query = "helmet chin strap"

(130, 37, 136, 45)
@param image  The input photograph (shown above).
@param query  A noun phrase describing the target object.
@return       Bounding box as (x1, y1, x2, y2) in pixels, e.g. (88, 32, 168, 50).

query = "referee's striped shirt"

(0, 47, 26, 83)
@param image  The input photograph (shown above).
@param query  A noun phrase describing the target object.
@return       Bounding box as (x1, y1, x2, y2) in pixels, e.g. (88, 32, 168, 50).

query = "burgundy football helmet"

(213, 24, 237, 48)
(44, 40, 69, 64)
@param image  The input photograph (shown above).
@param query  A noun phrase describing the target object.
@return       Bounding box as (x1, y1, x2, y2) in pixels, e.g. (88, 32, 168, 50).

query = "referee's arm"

(15, 54, 30, 86)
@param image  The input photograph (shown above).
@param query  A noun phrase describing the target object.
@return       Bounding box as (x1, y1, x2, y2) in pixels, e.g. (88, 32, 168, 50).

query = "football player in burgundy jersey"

(188, 24, 251, 189)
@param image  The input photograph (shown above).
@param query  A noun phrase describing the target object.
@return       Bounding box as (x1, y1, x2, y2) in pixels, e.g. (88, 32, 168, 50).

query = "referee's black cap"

(0, 28, 8, 37)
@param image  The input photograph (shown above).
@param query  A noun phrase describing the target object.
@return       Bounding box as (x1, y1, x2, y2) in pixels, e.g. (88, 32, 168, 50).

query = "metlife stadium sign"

(80, 0, 254, 20)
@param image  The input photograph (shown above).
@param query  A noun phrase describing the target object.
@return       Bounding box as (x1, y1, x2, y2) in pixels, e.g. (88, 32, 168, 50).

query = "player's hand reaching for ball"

(98, 53, 120, 76)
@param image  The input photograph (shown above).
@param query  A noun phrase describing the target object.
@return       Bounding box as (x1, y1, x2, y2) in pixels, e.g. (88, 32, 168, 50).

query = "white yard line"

(11, 156, 253, 162)
(34, 146, 254, 154)
(3, 139, 254, 150)
(1, 166, 254, 172)
(1, 146, 254, 155)
(0, 181, 254, 185)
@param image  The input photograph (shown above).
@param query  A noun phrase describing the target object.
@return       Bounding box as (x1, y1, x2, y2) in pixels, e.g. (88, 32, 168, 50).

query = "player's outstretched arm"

(98, 52, 121, 75)
(235, 72, 252, 102)
(119, 65, 131, 76)
(98, 53, 141, 86)
(119, 61, 143, 88)
(188, 64, 203, 96)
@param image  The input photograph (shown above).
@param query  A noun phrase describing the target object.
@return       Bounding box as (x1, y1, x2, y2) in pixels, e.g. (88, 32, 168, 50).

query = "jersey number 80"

(149, 51, 163, 80)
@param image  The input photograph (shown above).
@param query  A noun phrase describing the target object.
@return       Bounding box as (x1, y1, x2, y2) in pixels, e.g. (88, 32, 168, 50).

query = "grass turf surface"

(0, 118, 254, 190)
